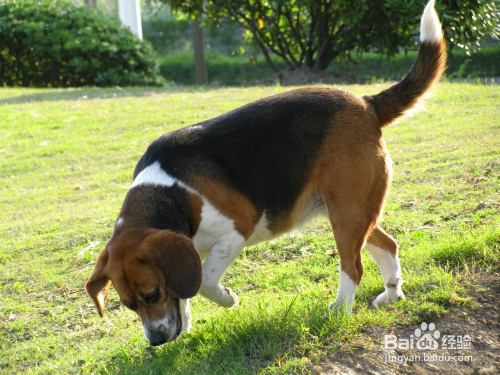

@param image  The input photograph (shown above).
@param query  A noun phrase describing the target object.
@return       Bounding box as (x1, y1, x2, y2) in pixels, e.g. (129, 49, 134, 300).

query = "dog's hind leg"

(318, 139, 391, 314)
(365, 226, 405, 306)
(327, 213, 372, 314)
(320, 190, 376, 314)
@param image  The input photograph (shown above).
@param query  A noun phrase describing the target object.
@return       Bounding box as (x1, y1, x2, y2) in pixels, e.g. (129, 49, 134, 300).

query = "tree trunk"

(85, 0, 96, 9)
(193, 13, 208, 86)
(314, 38, 338, 70)
(305, 47, 315, 68)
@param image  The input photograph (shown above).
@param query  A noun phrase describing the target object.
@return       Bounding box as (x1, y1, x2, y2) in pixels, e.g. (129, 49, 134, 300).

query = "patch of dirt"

(257, 67, 360, 86)
(312, 271, 500, 374)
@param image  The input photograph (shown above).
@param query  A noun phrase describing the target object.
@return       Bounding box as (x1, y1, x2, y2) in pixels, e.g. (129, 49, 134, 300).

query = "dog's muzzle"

(144, 298, 182, 346)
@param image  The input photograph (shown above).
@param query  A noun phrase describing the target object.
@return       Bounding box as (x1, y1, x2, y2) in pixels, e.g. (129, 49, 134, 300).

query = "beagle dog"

(86, 0, 446, 346)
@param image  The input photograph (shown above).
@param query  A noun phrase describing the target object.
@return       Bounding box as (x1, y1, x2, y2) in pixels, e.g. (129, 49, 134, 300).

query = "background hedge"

(0, 0, 164, 87)
(157, 48, 500, 86)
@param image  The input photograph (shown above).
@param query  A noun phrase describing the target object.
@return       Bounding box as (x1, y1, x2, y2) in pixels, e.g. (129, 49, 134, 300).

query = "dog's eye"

(141, 287, 160, 305)
(122, 301, 137, 311)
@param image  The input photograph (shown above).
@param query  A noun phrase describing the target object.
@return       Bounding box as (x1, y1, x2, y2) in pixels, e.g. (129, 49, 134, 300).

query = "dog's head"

(85, 229, 202, 346)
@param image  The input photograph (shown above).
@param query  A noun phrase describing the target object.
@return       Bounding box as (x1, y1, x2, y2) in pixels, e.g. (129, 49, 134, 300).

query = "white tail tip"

(420, 0, 443, 43)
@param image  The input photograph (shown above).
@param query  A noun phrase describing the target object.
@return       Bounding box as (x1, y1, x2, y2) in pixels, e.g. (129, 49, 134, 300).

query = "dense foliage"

(157, 51, 285, 85)
(157, 47, 500, 85)
(143, 15, 244, 55)
(165, 0, 500, 71)
(0, 0, 163, 87)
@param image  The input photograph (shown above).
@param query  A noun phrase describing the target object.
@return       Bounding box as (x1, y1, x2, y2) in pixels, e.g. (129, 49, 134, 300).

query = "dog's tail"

(364, 0, 446, 128)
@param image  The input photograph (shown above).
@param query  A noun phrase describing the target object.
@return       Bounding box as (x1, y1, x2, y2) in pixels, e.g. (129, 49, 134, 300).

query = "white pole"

(118, 0, 143, 40)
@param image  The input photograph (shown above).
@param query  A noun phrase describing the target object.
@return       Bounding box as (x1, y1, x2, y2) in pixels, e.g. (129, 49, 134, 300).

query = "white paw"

(373, 287, 405, 307)
(219, 286, 238, 308)
(373, 278, 405, 307)
(201, 284, 239, 308)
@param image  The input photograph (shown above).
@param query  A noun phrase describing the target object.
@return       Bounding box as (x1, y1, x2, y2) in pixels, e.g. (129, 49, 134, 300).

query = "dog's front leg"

(198, 231, 245, 308)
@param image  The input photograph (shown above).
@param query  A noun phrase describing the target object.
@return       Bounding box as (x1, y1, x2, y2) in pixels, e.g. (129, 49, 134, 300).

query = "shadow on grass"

(0, 85, 225, 106)
(100, 294, 358, 375)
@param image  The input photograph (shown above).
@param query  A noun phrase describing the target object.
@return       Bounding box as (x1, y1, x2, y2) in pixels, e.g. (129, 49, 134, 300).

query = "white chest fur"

(192, 198, 242, 258)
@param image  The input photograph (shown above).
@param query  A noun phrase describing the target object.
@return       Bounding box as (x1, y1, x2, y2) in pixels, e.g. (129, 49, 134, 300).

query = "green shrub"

(143, 18, 192, 55)
(158, 46, 500, 86)
(143, 15, 245, 56)
(326, 47, 500, 81)
(158, 51, 285, 86)
(0, 0, 164, 87)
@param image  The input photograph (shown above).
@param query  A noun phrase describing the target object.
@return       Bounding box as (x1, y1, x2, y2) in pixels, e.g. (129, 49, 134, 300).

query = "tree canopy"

(163, 0, 499, 72)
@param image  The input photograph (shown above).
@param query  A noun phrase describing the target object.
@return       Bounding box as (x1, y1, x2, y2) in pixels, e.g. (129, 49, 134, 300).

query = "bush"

(158, 51, 285, 86)
(326, 47, 500, 82)
(0, 0, 164, 87)
(143, 14, 245, 56)
(158, 46, 500, 86)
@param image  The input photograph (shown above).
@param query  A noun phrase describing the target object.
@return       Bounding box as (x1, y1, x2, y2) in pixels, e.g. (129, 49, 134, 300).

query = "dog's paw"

(199, 284, 238, 308)
(372, 287, 405, 307)
(219, 286, 238, 308)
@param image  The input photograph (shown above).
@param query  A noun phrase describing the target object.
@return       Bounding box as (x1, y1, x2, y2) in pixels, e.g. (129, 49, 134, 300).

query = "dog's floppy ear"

(85, 248, 112, 317)
(138, 230, 202, 299)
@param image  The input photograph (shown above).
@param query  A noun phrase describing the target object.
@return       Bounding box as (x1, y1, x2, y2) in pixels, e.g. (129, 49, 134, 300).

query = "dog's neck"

(116, 184, 193, 238)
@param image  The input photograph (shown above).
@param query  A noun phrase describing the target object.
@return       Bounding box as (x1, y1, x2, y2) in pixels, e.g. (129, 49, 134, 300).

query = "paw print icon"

(415, 322, 440, 350)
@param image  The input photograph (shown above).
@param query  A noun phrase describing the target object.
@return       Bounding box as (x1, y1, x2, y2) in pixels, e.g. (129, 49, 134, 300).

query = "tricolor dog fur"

(86, 0, 446, 346)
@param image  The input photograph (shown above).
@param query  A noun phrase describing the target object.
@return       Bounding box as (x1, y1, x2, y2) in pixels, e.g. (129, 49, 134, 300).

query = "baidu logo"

(414, 322, 440, 350)
(384, 322, 471, 351)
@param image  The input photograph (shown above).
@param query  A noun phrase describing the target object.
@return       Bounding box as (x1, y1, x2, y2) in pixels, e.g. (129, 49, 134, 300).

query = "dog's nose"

(148, 331, 168, 346)
(149, 337, 168, 346)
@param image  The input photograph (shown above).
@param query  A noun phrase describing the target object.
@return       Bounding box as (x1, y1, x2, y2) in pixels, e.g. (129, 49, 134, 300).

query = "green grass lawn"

(0, 83, 499, 374)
